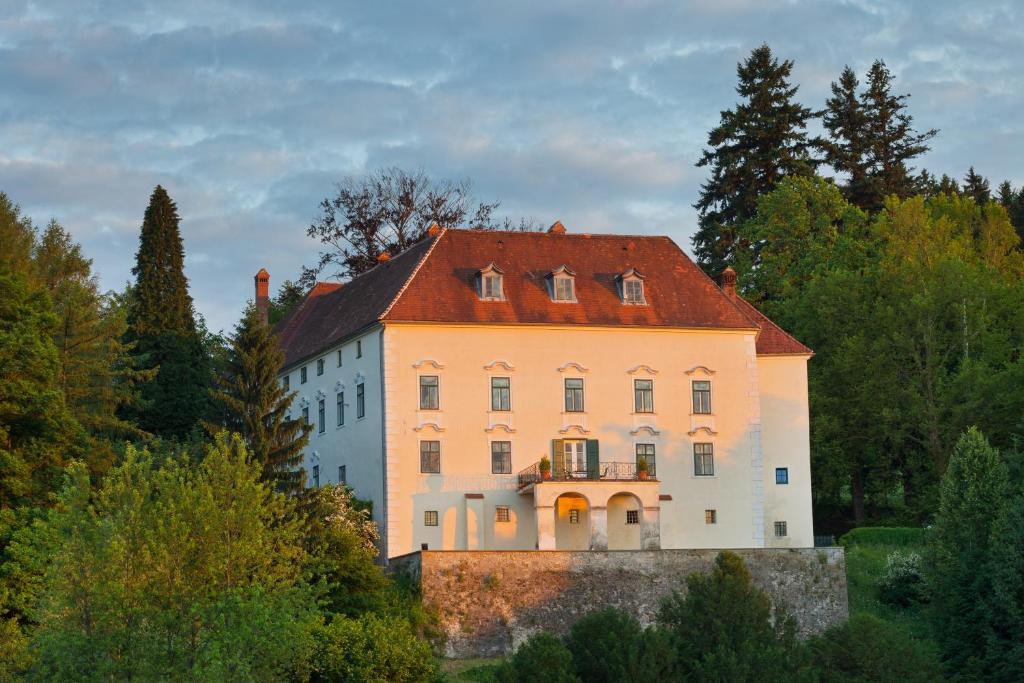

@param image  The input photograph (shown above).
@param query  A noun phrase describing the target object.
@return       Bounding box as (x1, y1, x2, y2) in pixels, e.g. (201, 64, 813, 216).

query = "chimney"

(254, 268, 270, 325)
(719, 266, 737, 298)
(547, 220, 566, 234)
(377, 251, 391, 263)
(426, 222, 442, 237)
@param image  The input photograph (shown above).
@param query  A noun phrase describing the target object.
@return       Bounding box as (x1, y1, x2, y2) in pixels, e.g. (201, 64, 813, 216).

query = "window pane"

(356, 383, 365, 418)
(338, 465, 346, 484)
(634, 379, 654, 413)
(420, 441, 441, 473)
(626, 510, 639, 525)
(318, 399, 325, 433)
(776, 467, 789, 484)
(337, 349, 343, 366)
(692, 380, 712, 414)
(775, 521, 788, 537)
(424, 510, 438, 526)
(565, 378, 584, 412)
(555, 277, 574, 301)
(484, 275, 502, 299)
(496, 506, 510, 522)
(636, 443, 656, 477)
(694, 443, 714, 476)
(491, 441, 512, 474)
(624, 279, 643, 303)
(491, 377, 511, 411)
(419, 375, 439, 410)
(705, 509, 716, 524)
(336, 392, 345, 426)
(312, 465, 319, 488)
(317, 359, 324, 375)
(300, 367, 307, 383)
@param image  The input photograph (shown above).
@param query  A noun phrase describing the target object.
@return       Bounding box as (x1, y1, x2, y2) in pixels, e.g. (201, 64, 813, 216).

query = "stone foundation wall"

(390, 548, 848, 658)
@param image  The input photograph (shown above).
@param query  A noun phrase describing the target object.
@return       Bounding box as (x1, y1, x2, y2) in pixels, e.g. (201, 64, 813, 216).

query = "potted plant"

(637, 457, 649, 481)
(539, 456, 552, 481)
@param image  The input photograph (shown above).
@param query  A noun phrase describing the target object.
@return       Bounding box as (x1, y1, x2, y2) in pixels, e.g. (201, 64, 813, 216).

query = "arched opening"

(554, 493, 590, 550)
(607, 492, 642, 550)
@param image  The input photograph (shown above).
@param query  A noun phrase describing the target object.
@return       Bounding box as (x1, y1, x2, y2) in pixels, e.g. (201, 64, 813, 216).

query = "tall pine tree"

(963, 167, 991, 205)
(823, 66, 873, 209)
(996, 180, 1024, 242)
(692, 44, 819, 274)
(208, 307, 310, 495)
(126, 186, 211, 438)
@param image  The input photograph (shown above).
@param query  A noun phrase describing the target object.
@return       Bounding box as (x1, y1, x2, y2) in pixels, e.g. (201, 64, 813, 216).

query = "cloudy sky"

(1, 1, 1021, 331)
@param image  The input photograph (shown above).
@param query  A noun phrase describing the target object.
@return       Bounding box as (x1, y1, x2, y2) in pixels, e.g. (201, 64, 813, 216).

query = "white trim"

(412, 358, 445, 370)
(334, 380, 345, 392)
(688, 426, 718, 437)
(483, 360, 516, 371)
(627, 364, 659, 375)
(557, 362, 589, 373)
(685, 365, 716, 376)
(413, 422, 446, 433)
(630, 425, 661, 436)
(559, 424, 590, 435)
(485, 423, 516, 434)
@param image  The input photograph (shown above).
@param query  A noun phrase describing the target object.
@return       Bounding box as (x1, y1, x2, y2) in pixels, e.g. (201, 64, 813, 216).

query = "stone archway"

(554, 493, 590, 550)
(607, 492, 643, 550)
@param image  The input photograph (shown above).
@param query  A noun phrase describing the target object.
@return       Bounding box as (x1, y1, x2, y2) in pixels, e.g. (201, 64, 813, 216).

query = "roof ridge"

(380, 228, 447, 320)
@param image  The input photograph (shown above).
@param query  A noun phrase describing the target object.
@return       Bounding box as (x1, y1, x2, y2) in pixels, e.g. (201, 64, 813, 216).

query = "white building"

(267, 223, 814, 560)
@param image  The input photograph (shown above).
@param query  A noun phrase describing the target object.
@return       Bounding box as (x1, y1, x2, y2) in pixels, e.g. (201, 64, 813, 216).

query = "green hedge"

(838, 527, 926, 548)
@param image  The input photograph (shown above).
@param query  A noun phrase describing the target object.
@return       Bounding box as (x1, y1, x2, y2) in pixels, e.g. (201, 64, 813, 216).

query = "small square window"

(776, 467, 789, 485)
(568, 509, 580, 524)
(775, 521, 788, 538)
(300, 366, 307, 384)
(496, 506, 511, 523)
(337, 349, 343, 367)
(317, 358, 324, 376)
(356, 340, 362, 358)
(625, 510, 639, 525)
(338, 465, 346, 484)
(424, 510, 438, 527)
(705, 509, 717, 525)
(419, 375, 439, 410)
(282, 375, 290, 391)
(420, 441, 441, 474)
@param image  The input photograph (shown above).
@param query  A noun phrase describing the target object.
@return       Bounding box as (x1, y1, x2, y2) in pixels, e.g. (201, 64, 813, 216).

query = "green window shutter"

(551, 439, 564, 478)
(586, 439, 599, 480)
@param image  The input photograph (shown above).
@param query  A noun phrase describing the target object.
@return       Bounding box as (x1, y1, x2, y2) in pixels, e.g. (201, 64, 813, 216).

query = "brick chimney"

(254, 268, 270, 325)
(719, 266, 737, 298)
(548, 220, 566, 234)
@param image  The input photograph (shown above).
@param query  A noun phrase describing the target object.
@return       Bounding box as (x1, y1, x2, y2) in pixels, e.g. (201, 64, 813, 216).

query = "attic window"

(549, 265, 576, 302)
(618, 268, 646, 305)
(478, 263, 504, 301)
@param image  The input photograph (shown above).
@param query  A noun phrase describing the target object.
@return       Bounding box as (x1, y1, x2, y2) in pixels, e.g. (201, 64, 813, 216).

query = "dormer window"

(549, 265, 576, 302)
(618, 268, 646, 305)
(478, 263, 504, 301)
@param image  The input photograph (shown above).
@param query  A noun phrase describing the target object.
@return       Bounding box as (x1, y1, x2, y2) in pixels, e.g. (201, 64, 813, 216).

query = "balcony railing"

(517, 461, 656, 489)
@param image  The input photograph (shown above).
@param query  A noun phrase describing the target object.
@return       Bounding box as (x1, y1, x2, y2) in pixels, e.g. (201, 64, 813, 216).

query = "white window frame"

(692, 379, 712, 415)
(419, 375, 440, 411)
(490, 376, 511, 412)
(622, 277, 646, 305)
(693, 442, 714, 476)
(633, 378, 654, 413)
(564, 377, 585, 413)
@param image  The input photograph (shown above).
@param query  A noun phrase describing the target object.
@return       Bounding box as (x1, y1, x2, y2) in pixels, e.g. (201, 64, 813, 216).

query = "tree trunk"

(851, 468, 866, 526)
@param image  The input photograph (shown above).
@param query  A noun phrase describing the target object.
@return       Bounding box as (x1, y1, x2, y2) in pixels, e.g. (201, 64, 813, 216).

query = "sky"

(1, 1, 1022, 332)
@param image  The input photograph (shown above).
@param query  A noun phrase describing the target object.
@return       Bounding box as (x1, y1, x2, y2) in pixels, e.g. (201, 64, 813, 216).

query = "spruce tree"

(208, 307, 310, 495)
(126, 186, 210, 438)
(692, 44, 820, 274)
(859, 60, 938, 209)
(983, 493, 1024, 682)
(963, 167, 991, 205)
(823, 66, 873, 209)
(996, 180, 1024, 241)
(937, 173, 961, 197)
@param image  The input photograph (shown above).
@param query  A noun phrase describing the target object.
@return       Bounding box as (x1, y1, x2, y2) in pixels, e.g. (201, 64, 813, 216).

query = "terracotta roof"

(275, 227, 811, 367)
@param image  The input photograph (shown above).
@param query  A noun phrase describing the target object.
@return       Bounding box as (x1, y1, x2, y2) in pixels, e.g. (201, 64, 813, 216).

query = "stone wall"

(390, 548, 848, 658)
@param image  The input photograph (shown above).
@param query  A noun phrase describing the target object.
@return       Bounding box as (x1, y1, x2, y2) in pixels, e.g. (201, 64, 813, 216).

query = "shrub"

(878, 550, 926, 607)
(308, 613, 437, 683)
(566, 608, 642, 683)
(808, 613, 941, 682)
(838, 527, 927, 548)
(495, 632, 579, 683)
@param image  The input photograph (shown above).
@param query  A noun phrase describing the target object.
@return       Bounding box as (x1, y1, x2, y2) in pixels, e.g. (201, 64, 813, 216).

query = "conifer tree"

(692, 44, 820, 274)
(823, 66, 873, 209)
(936, 173, 961, 197)
(996, 180, 1024, 241)
(208, 307, 310, 495)
(963, 167, 991, 205)
(125, 186, 211, 438)
(983, 493, 1024, 681)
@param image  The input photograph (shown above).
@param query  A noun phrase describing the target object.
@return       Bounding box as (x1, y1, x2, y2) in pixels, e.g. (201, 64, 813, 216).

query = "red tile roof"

(275, 227, 810, 367)
(729, 294, 813, 356)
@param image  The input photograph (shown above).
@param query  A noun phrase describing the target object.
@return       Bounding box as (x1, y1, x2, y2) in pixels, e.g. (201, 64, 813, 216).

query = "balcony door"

(563, 440, 586, 477)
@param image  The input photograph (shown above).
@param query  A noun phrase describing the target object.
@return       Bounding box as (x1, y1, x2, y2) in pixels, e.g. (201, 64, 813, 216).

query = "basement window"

(496, 506, 511, 523)
(424, 510, 438, 527)
(775, 521, 788, 538)
(705, 509, 717, 525)
(626, 510, 639, 525)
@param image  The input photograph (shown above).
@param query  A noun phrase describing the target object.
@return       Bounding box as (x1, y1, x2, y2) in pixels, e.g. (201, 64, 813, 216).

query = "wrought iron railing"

(517, 461, 656, 488)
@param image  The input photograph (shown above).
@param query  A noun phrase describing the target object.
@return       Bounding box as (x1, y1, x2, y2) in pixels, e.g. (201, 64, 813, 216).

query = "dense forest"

(1, 44, 1022, 681)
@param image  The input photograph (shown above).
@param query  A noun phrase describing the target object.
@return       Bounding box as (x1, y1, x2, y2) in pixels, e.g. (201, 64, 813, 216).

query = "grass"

(441, 657, 503, 682)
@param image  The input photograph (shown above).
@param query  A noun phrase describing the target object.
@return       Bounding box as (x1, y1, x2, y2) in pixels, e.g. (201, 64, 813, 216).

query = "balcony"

(517, 461, 656, 490)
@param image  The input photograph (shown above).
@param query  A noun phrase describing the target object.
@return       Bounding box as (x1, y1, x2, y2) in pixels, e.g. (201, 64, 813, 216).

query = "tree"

(692, 44, 820, 274)
(657, 551, 812, 682)
(496, 632, 579, 683)
(268, 279, 306, 325)
(125, 185, 211, 438)
(208, 307, 310, 495)
(963, 167, 991, 205)
(808, 614, 941, 682)
(565, 608, 675, 683)
(823, 66, 874, 209)
(996, 180, 1024, 241)
(307, 613, 436, 683)
(926, 428, 1009, 674)
(858, 60, 938, 209)
(981, 492, 1024, 682)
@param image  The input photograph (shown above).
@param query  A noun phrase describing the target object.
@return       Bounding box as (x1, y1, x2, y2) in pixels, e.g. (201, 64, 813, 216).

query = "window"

(625, 509, 639, 525)
(693, 443, 714, 476)
(634, 379, 654, 413)
(300, 366, 307, 384)
(564, 378, 584, 412)
(317, 358, 324, 376)
(568, 509, 580, 524)
(776, 467, 789, 485)
(336, 392, 345, 426)
(491, 441, 512, 474)
(419, 375, 439, 410)
(338, 465, 346, 485)
(424, 510, 438, 527)
(317, 399, 325, 434)
(692, 380, 712, 414)
(312, 465, 320, 488)
(623, 278, 644, 304)
(482, 274, 503, 300)
(705, 509, 717, 525)
(282, 375, 290, 391)
(337, 349, 343, 367)
(356, 383, 365, 419)
(491, 377, 511, 411)
(636, 443, 656, 477)
(775, 521, 788, 538)
(420, 441, 441, 474)
(495, 506, 511, 523)
(301, 406, 309, 425)
(553, 276, 574, 302)
(356, 340, 362, 358)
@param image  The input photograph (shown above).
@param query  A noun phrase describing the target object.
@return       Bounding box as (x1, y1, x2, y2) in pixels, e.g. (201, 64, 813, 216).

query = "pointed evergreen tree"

(937, 173, 961, 197)
(208, 307, 310, 495)
(859, 60, 938, 209)
(692, 44, 820, 274)
(996, 180, 1024, 242)
(125, 186, 211, 438)
(963, 167, 991, 205)
(982, 493, 1024, 681)
(823, 66, 874, 209)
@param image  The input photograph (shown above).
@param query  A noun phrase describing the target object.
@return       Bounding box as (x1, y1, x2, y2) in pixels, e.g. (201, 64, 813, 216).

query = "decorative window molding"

(557, 361, 589, 373)
(477, 263, 505, 301)
(412, 359, 445, 370)
(315, 389, 326, 400)
(687, 426, 718, 437)
(354, 371, 367, 384)
(413, 422, 446, 433)
(548, 265, 577, 302)
(627, 364, 659, 375)
(617, 269, 647, 305)
(310, 450, 320, 463)
(483, 360, 516, 371)
(334, 380, 345, 392)
(559, 424, 590, 436)
(485, 423, 516, 434)
(685, 365, 716, 376)
(630, 425, 661, 436)
(299, 396, 310, 407)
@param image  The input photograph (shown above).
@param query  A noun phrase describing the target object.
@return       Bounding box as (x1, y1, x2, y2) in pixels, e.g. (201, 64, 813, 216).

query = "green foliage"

(307, 613, 437, 683)
(982, 493, 1024, 681)
(208, 306, 310, 495)
(495, 632, 579, 683)
(657, 551, 812, 682)
(878, 550, 926, 607)
(566, 608, 674, 683)
(808, 613, 942, 683)
(839, 527, 927, 548)
(269, 279, 307, 325)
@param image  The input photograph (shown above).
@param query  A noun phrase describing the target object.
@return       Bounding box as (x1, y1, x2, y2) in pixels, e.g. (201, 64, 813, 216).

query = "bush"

(495, 632, 579, 683)
(808, 614, 941, 682)
(566, 609, 641, 683)
(839, 527, 927, 548)
(308, 613, 437, 682)
(878, 550, 926, 607)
